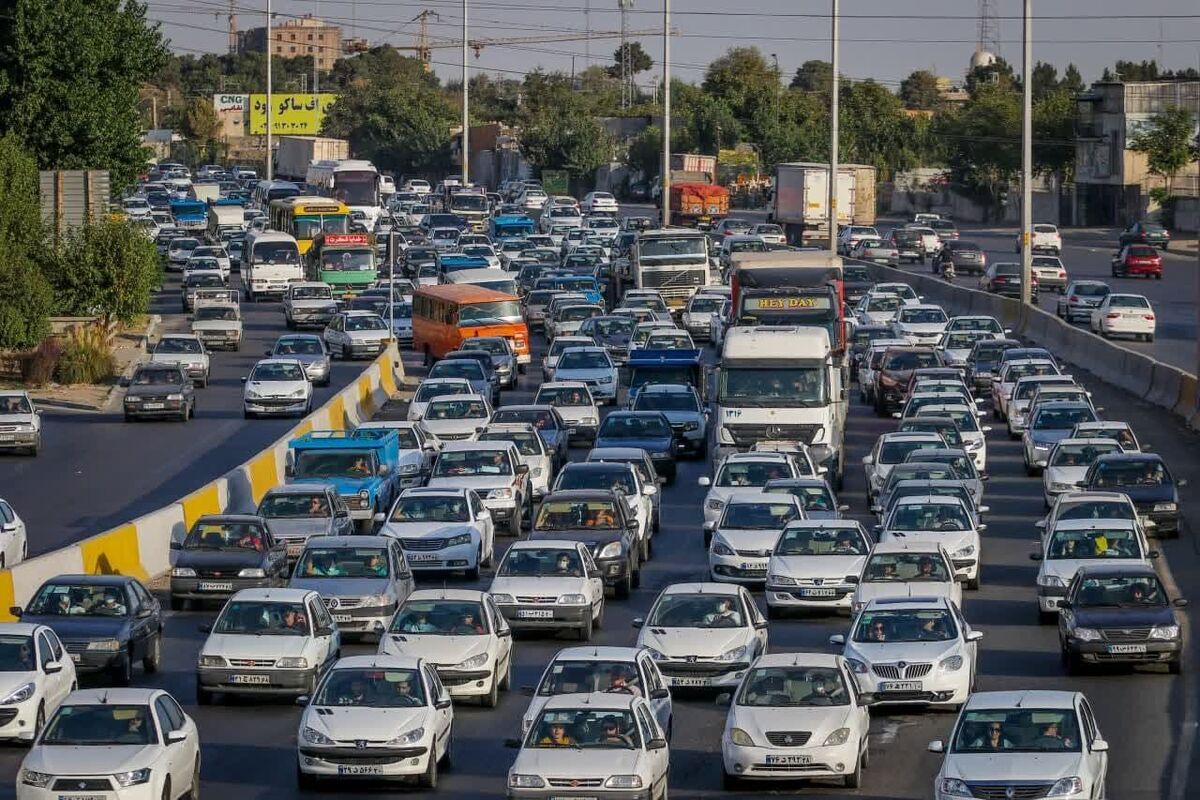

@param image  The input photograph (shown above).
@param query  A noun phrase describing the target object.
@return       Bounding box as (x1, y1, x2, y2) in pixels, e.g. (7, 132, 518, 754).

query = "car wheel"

(160, 778, 171, 800)
(483, 668, 500, 708)
(143, 631, 162, 673)
(170, 595, 186, 611)
(1147, 334, 1155, 342)
(465, 553, 480, 581)
(767, 604, 783, 620)
(500, 655, 512, 690)
(1038, 610, 1056, 626)
(616, 569, 632, 600)
(417, 751, 439, 789)
(843, 748, 863, 788)
(1064, 649, 1084, 676)
(1169, 656, 1182, 675)
(114, 651, 133, 686)
(188, 758, 201, 799)
(296, 763, 318, 790)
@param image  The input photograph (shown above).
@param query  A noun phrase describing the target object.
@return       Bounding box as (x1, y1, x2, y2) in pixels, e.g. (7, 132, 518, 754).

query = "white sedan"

(377, 488, 495, 578)
(296, 655, 453, 788)
(878, 495, 984, 590)
(830, 596, 980, 710)
(1089, 293, 1156, 341)
(1033, 518, 1152, 622)
(0, 624, 75, 742)
(765, 521, 871, 615)
(0, 498, 28, 569)
(242, 358, 312, 419)
(852, 541, 963, 615)
(721, 653, 872, 789)
(18, 688, 200, 800)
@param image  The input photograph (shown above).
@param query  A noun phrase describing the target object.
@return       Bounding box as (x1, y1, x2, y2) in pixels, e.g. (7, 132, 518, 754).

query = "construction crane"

(393, 29, 660, 67)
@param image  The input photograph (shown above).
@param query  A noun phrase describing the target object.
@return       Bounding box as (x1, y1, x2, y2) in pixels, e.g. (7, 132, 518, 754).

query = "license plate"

(231, 674, 270, 684)
(765, 754, 812, 765)
(1107, 644, 1147, 654)
(738, 562, 763, 571)
(670, 676, 711, 687)
(517, 609, 554, 619)
(287, 543, 305, 556)
(0, 435, 12, 442)
(70, 653, 80, 663)
(880, 681, 922, 692)
(337, 765, 383, 776)
(198, 581, 234, 592)
(550, 796, 598, 800)
(57, 795, 106, 800)
(567, 427, 577, 434)
(332, 614, 353, 623)
(142, 403, 165, 410)
(800, 588, 837, 598)
(406, 552, 440, 562)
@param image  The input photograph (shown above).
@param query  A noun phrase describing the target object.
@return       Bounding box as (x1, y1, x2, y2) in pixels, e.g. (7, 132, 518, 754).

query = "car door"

(635, 702, 670, 788)
(129, 582, 158, 660)
(262, 530, 288, 581)
(638, 654, 672, 733)
(581, 547, 604, 612)
(39, 629, 72, 708)
(425, 665, 453, 753)
(153, 695, 187, 790)
(390, 543, 415, 603)
(308, 596, 339, 669)
(740, 589, 768, 656)
(1077, 697, 1108, 790)
(469, 491, 495, 562)
(331, 491, 355, 536)
(487, 596, 513, 669)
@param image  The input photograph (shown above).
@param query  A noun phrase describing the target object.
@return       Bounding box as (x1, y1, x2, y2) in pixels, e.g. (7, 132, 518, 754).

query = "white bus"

(243, 230, 302, 301)
(250, 180, 302, 211)
(306, 159, 381, 228)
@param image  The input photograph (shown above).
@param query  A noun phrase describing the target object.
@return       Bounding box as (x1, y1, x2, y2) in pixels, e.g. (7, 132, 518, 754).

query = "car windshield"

(428, 361, 484, 381)
(345, 315, 387, 332)
(1047, 526, 1140, 559)
(646, 333, 693, 349)
(183, 521, 267, 551)
(194, 305, 237, 322)
(498, 547, 583, 577)
(388, 495, 469, 523)
(717, 461, 791, 487)
(598, 415, 670, 438)
(0, 635, 35, 671)
(315, 667, 426, 707)
(292, 286, 332, 300)
(426, 399, 487, 420)
(459, 300, 522, 325)
(296, 547, 389, 578)
(1058, 501, 1135, 523)
(880, 440, 942, 464)
(537, 659, 643, 697)
(433, 449, 513, 477)
(558, 350, 610, 370)
(27, 583, 129, 617)
(536, 386, 592, 407)
(1032, 407, 1095, 430)
(884, 351, 940, 370)
(945, 333, 986, 350)
(1005, 362, 1058, 382)
(213, 600, 311, 636)
(259, 492, 330, 519)
(1072, 284, 1109, 298)
(156, 338, 202, 354)
(635, 391, 699, 412)
(688, 296, 723, 313)
(132, 368, 182, 386)
(719, 367, 827, 406)
(251, 362, 306, 382)
(1109, 295, 1150, 309)
(920, 453, 975, 478)
(866, 296, 903, 312)
(293, 449, 377, 479)
(465, 338, 508, 356)
(556, 467, 635, 496)
(721, 502, 800, 530)
(1051, 443, 1122, 467)
(737, 666, 850, 708)
(1091, 460, 1168, 488)
(765, 484, 838, 513)
(536, 499, 621, 530)
(1128, 245, 1157, 257)
(41, 705, 154, 746)
(863, 553, 950, 582)
(527, 708, 642, 749)
(274, 338, 325, 357)
(480, 430, 543, 456)
(890, 503, 970, 532)
(648, 594, 744, 628)
(415, 381, 468, 402)
(1073, 575, 1166, 607)
(392, 600, 488, 635)
(775, 526, 866, 555)
(853, 609, 956, 643)
(492, 409, 557, 430)
(952, 709, 1082, 754)
(592, 317, 636, 335)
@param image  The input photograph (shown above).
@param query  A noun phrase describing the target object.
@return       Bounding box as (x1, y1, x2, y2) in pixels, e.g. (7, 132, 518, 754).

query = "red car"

(1111, 244, 1163, 279)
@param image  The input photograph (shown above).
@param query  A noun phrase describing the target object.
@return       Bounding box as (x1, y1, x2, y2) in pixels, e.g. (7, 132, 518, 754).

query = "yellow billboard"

(249, 93, 338, 135)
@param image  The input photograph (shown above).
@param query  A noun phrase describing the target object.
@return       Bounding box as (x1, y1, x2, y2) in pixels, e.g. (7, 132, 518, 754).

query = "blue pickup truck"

(625, 348, 704, 407)
(285, 430, 403, 526)
(489, 214, 536, 244)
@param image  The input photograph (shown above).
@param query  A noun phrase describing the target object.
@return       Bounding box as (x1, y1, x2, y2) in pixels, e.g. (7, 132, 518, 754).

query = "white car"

(929, 690, 1109, 800)
(830, 596, 980, 710)
(381, 590, 513, 707)
(872, 282, 922, 306)
(1018, 222, 1064, 254)
(749, 223, 786, 245)
(836, 225, 879, 255)
(1035, 491, 1148, 545)
(720, 653, 872, 789)
(991, 359, 1061, 421)
(407, 378, 472, 422)
(891, 304, 950, 346)
(853, 540, 963, 615)
(192, 245, 232, 277)
(378, 487, 495, 578)
(323, 310, 390, 360)
(507, 693, 670, 800)
(0, 623, 74, 742)
(914, 403, 990, 472)
(242, 358, 312, 419)
(418, 393, 492, 441)
(699, 452, 802, 525)
(478, 422, 554, 500)
(541, 335, 593, 382)
(425, 440, 531, 536)
(355, 420, 439, 487)
(195, 587, 341, 704)
(681, 292, 725, 341)
(1005, 374, 1079, 438)
(944, 315, 1007, 338)
(862, 432, 946, 503)
(936, 330, 992, 369)
(404, 179, 431, 195)
(1034, 518, 1153, 622)
(150, 333, 210, 387)
(552, 461, 658, 557)
(706, 492, 804, 584)
(17, 687, 199, 800)
(489, 540, 606, 641)
(765, 521, 871, 615)
(547, 304, 603, 341)
(1090, 293, 1156, 341)
(521, 646, 672, 737)
(1040, 439, 1125, 508)
(534, 381, 601, 444)
(0, 390, 42, 456)
(0, 498, 28, 569)
(580, 191, 619, 215)
(634, 582, 767, 690)
(461, 243, 501, 269)
(878, 495, 984, 589)
(550, 347, 618, 404)
(295, 654, 452, 788)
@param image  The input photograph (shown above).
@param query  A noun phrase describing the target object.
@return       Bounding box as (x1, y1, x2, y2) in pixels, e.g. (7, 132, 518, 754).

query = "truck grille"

(723, 423, 822, 447)
(640, 267, 706, 290)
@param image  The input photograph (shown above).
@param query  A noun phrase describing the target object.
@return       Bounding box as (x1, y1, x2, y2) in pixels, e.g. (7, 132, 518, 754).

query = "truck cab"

(628, 228, 710, 313)
(285, 430, 403, 527)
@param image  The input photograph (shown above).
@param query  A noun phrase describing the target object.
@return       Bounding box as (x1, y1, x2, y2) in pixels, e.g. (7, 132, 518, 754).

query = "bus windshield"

(320, 249, 374, 272)
(294, 215, 349, 239)
(459, 300, 522, 325)
(334, 171, 378, 206)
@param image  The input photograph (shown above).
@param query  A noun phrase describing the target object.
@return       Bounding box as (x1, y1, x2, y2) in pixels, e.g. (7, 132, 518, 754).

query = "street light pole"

(827, 0, 839, 251)
(265, 0, 273, 180)
(461, 0, 469, 185)
(1019, 0, 1033, 305)
(660, 0, 671, 227)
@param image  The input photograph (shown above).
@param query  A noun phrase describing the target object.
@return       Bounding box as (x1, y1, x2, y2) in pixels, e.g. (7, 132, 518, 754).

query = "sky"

(148, 0, 1200, 90)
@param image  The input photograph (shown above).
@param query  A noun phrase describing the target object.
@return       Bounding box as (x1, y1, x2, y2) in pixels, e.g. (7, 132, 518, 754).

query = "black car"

(889, 229, 926, 264)
(842, 264, 875, 304)
(170, 515, 289, 609)
(123, 363, 196, 422)
(965, 337, 1022, 393)
(1059, 563, 1184, 674)
(444, 349, 502, 403)
(938, 240, 987, 275)
(13, 574, 163, 685)
(1079, 453, 1186, 537)
(529, 490, 642, 598)
(1118, 221, 1170, 250)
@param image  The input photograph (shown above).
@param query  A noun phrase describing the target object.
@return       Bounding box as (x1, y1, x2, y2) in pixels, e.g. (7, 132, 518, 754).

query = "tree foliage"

(791, 60, 833, 94)
(182, 97, 222, 143)
(934, 84, 1021, 203)
(0, 136, 53, 350)
(899, 70, 941, 109)
(1128, 105, 1197, 193)
(607, 42, 653, 79)
(44, 218, 160, 325)
(518, 83, 615, 179)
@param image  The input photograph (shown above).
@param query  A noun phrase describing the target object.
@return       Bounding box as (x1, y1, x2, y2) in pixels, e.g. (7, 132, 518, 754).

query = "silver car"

(256, 483, 356, 561)
(267, 333, 332, 387)
(288, 535, 415, 639)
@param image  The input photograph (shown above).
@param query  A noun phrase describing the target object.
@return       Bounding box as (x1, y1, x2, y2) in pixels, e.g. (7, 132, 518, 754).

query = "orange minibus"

(412, 284, 530, 366)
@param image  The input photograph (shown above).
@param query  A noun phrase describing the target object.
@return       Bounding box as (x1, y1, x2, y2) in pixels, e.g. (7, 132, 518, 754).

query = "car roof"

(781, 519, 863, 531)
(1052, 517, 1137, 530)
(754, 652, 842, 669)
(332, 654, 423, 670)
(427, 393, 487, 404)
(440, 440, 515, 453)
(47, 574, 136, 587)
(638, 383, 695, 395)
(0, 622, 42, 636)
(65, 687, 164, 705)
(869, 540, 950, 554)
(964, 690, 1079, 710)
(880, 432, 946, 443)
(544, 489, 622, 501)
(542, 692, 639, 712)
(721, 451, 790, 464)
(552, 646, 648, 662)
(863, 596, 951, 610)
(302, 535, 393, 548)
(1073, 563, 1159, 579)
(723, 490, 783, 506)
(894, 494, 967, 507)
(660, 581, 741, 596)
(263, 482, 332, 496)
(508, 539, 584, 551)
(195, 513, 264, 525)
(407, 588, 490, 602)
(400, 486, 471, 498)
(228, 587, 314, 602)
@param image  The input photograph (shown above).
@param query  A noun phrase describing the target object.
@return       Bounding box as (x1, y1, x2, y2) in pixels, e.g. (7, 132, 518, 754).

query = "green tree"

(0, 136, 52, 350)
(1060, 64, 1085, 95)
(44, 218, 160, 325)
(899, 70, 941, 109)
(1128, 105, 1197, 195)
(182, 98, 221, 144)
(627, 125, 663, 179)
(608, 41, 653, 78)
(519, 100, 615, 180)
(702, 47, 779, 116)
(791, 60, 833, 94)
(1031, 62, 1060, 101)
(839, 80, 922, 178)
(0, 0, 170, 189)
(935, 83, 1021, 208)
(1033, 90, 1077, 181)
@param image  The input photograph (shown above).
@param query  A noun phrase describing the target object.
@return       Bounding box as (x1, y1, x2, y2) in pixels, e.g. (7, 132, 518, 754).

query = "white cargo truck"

(769, 162, 877, 247)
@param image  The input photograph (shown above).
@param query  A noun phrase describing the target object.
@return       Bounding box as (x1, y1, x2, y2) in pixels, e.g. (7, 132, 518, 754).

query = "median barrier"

(1145, 362, 1186, 411)
(1174, 375, 1198, 422)
(0, 345, 405, 619)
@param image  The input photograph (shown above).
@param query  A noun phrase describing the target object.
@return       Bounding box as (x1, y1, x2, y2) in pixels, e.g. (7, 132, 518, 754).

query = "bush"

(22, 338, 61, 386)
(55, 325, 114, 385)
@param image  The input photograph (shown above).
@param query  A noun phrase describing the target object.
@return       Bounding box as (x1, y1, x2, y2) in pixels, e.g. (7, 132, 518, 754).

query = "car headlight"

(302, 725, 334, 745)
(399, 463, 420, 475)
(455, 652, 490, 670)
(711, 540, 734, 557)
(290, 388, 307, 398)
(388, 726, 426, 745)
(706, 498, 725, 512)
(1037, 574, 1065, 588)
(729, 727, 755, 746)
(939, 655, 964, 672)
(88, 639, 121, 652)
(277, 657, 309, 669)
(198, 655, 227, 668)
(113, 768, 152, 788)
(845, 658, 867, 674)
(581, 416, 599, 425)
(20, 770, 52, 788)
(238, 568, 266, 578)
(358, 490, 370, 500)
(952, 545, 975, 558)
(717, 645, 747, 662)
(1051, 482, 1074, 491)
(1150, 624, 1181, 640)
(446, 532, 472, 547)
(559, 594, 588, 605)
(509, 774, 546, 789)
(597, 542, 623, 559)
(823, 727, 851, 746)
(768, 574, 796, 586)
(0, 682, 35, 705)
(491, 593, 515, 604)
(1072, 628, 1102, 642)
(605, 775, 643, 789)
(939, 778, 973, 798)
(166, 393, 184, 401)
(172, 567, 197, 578)
(965, 439, 982, 451)
(488, 488, 513, 500)
(1154, 502, 1177, 512)
(1048, 777, 1084, 796)
(598, 375, 614, 384)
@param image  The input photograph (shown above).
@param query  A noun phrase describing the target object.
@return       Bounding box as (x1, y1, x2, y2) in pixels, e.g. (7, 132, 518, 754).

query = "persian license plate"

(0, 435, 13, 442)
(765, 754, 812, 765)
(551, 796, 598, 800)
(738, 562, 764, 571)
(337, 765, 383, 776)
(198, 581, 234, 592)
(57, 795, 106, 800)
(1107, 644, 1147, 654)
(566, 427, 577, 434)
(332, 614, 352, 623)
(287, 543, 305, 556)
(142, 403, 165, 410)
(517, 609, 554, 619)
(670, 676, 711, 687)
(406, 553, 440, 562)
(231, 674, 270, 684)
(880, 681, 922, 692)
(69, 653, 81, 663)
(800, 588, 837, 598)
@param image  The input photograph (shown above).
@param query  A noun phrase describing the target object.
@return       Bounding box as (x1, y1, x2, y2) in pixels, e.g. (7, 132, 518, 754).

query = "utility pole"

(619, 0, 632, 108)
(827, 0, 839, 252)
(1019, 0, 1033, 304)
(227, 0, 238, 54)
(660, 0, 670, 227)
(313, 0, 320, 95)
(265, 0, 273, 180)
(461, 0, 469, 185)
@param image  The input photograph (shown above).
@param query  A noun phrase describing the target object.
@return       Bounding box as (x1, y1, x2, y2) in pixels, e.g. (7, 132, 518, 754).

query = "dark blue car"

(1080, 453, 1186, 537)
(594, 411, 677, 482)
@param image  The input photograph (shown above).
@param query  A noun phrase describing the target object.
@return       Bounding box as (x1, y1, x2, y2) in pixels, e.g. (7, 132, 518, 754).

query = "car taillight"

(1058, 271, 1066, 278)
(1145, 315, 1156, 321)
(1107, 313, 1120, 319)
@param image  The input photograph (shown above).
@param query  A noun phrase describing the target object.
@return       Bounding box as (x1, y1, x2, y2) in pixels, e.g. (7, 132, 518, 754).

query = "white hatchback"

(0, 623, 74, 742)
(878, 495, 984, 590)
(407, 378, 472, 422)
(765, 521, 872, 614)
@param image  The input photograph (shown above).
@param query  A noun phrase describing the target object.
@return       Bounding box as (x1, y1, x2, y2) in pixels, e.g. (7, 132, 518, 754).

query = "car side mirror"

(373, 512, 386, 523)
(927, 739, 945, 753)
(714, 692, 732, 707)
(43, 660, 63, 675)
(1148, 550, 1160, 559)
(891, 412, 901, 419)
(647, 737, 668, 751)
(828, 634, 845, 645)
(1034, 519, 1046, 529)
(504, 737, 523, 749)
(169, 541, 181, 551)
(435, 697, 452, 710)
(1057, 600, 1073, 611)
(316, 625, 335, 636)
(198, 623, 212, 634)
(284, 464, 295, 478)
(981, 426, 993, 433)
(1029, 552, 1044, 561)
(632, 617, 645, 629)
(837, 504, 850, 513)
(166, 730, 189, 745)
(966, 630, 984, 642)
(137, 607, 154, 619)
(1091, 739, 1109, 753)
(862, 455, 874, 465)
(1174, 598, 1189, 608)
(516, 464, 530, 475)
(642, 485, 658, 497)
(697, 476, 711, 487)
(377, 464, 391, 477)
(978, 505, 990, 514)
(296, 695, 310, 706)
(7, 606, 20, 618)
(650, 687, 670, 700)
(1177, 479, 1189, 488)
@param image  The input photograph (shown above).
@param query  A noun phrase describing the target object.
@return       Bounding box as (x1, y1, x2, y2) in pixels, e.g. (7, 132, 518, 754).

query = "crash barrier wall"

(0, 345, 405, 620)
(855, 259, 1199, 426)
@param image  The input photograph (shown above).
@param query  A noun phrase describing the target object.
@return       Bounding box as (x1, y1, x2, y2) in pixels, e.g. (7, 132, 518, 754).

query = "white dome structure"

(970, 49, 997, 70)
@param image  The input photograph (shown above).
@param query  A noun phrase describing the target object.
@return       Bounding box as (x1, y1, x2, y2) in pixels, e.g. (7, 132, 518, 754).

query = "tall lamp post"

(827, 0, 839, 252)
(660, 0, 670, 227)
(265, 0, 273, 179)
(461, 0, 469, 185)
(1019, 0, 1033, 305)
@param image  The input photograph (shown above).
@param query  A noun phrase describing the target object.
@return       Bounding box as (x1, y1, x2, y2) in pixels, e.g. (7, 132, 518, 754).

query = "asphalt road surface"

(1, 324, 1194, 800)
(0, 273, 368, 557)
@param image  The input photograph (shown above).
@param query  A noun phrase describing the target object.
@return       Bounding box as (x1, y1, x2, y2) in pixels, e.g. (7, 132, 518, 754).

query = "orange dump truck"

(668, 182, 729, 230)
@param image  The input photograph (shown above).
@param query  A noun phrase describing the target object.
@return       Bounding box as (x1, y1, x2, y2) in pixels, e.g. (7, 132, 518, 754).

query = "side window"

(393, 545, 409, 575)
(1078, 702, 1098, 745)
(36, 632, 53, 669)
(635, 705, 658, 743)
(581, 549, 598, 574)
(132, 581, 154, 610)
(425, 666, 445, 699)
(469, 492, 485, 518)
(162, 695, 187, 730)
(153, 697, 175, 737)
(45, 630, 64, 662)
(489, 599, 508, 632)
(0, 503, 11, 523)
(310, 599, 332, 630)
(639, 656, 662, 693)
